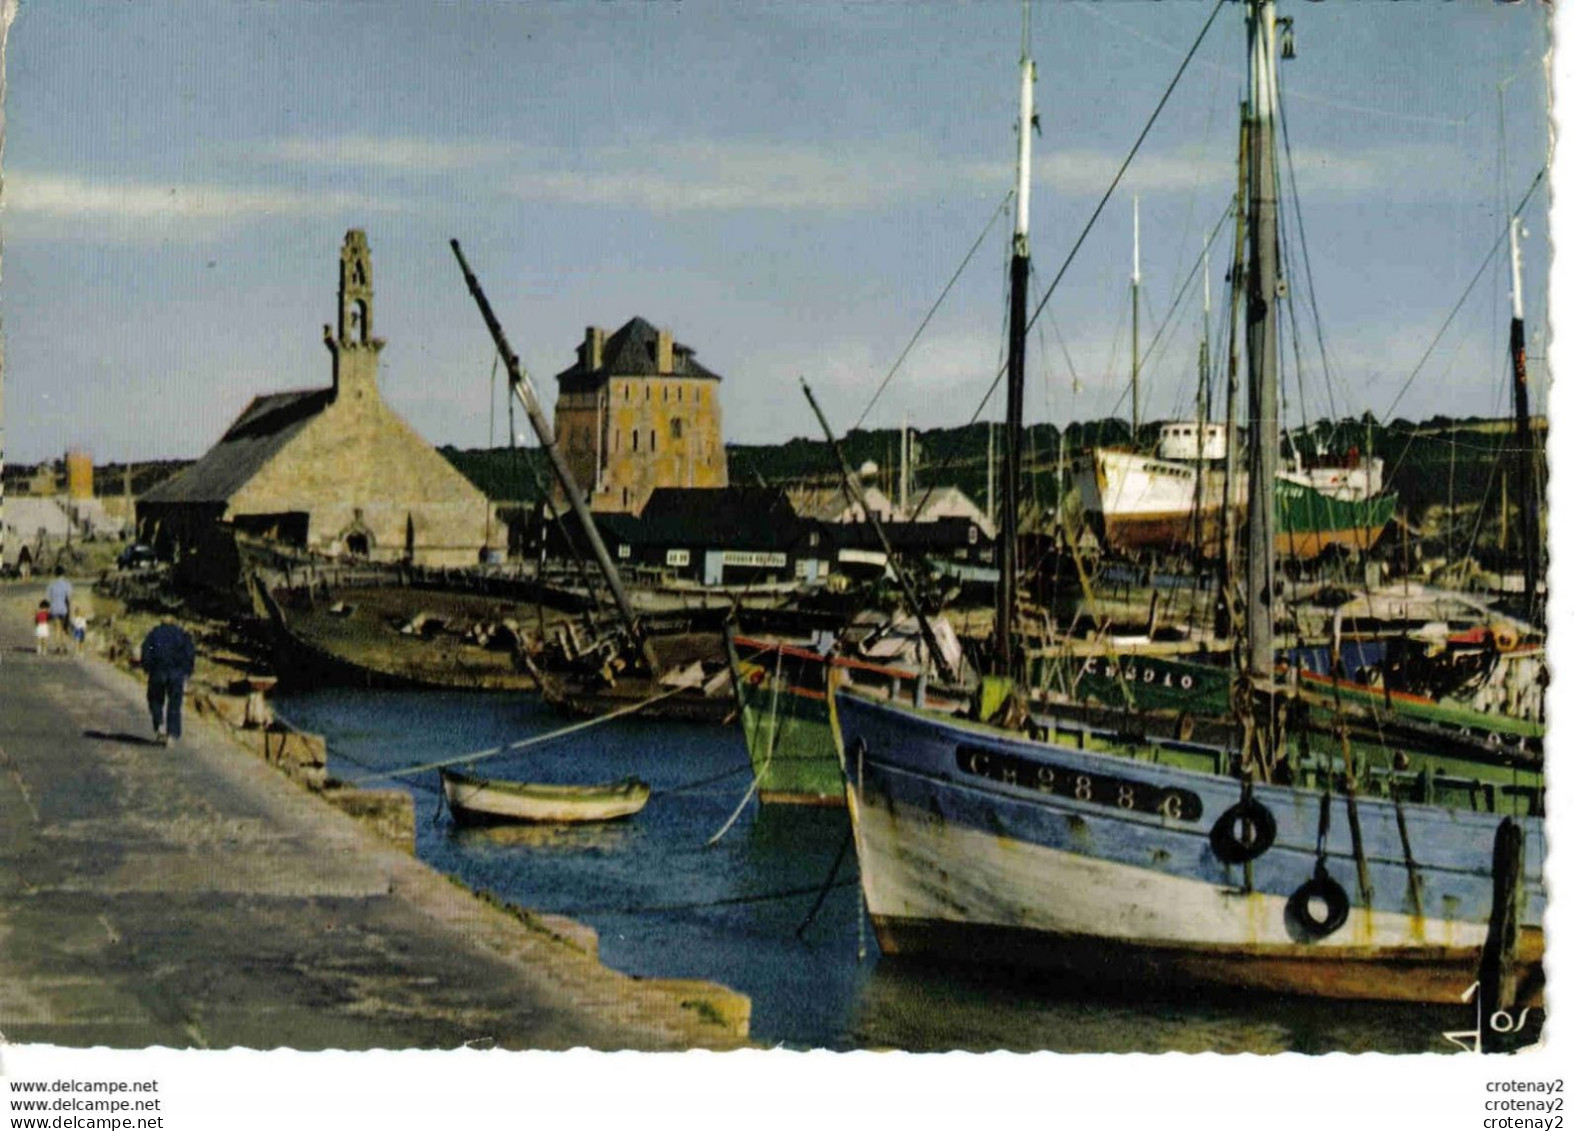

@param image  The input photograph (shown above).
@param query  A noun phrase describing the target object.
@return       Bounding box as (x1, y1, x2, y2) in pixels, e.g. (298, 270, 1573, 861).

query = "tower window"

(650, 429, 657, 452)
(670, 418, 683, 440)
(632, 430, 640, 452)
(645, 385, 651, 402)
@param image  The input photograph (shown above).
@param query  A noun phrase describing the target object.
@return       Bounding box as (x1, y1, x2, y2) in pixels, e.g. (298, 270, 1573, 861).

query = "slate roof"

(597, 486, 810, 551)
(554, 317, 721, 388)
(141, 388, 333, 505)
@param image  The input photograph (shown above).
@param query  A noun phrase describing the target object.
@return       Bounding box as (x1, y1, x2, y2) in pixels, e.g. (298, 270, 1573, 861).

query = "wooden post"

(1478, 816, 1524, 1054)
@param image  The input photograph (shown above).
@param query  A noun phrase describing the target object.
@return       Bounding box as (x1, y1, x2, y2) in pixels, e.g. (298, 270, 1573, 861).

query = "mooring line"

(561, 877, 859, 918)
(341, 682, 693, 785)
(705, 646, 784, 846)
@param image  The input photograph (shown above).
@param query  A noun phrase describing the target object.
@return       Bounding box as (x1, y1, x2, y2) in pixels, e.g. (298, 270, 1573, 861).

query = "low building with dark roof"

(553, 317, 727, 515)
(139, 230, 492, 566)
(531, 486, 833, 587)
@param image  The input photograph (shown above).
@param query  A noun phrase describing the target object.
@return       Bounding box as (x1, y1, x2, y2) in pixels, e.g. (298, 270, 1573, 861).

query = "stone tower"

(553, 317, 727, 514)
(324, 229, 386, 402)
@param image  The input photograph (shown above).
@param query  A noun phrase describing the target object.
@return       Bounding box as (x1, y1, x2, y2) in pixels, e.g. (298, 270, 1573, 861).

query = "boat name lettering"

(1079, 657, 1194, 690)
(955, 744, 1203, 822)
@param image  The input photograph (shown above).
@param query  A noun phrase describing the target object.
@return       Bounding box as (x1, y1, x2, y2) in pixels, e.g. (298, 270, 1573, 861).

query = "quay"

(0, 583, 750, 1051)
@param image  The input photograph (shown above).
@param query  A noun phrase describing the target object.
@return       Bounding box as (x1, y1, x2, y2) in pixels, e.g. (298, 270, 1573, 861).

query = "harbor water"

(278, 688, 1474, 1053)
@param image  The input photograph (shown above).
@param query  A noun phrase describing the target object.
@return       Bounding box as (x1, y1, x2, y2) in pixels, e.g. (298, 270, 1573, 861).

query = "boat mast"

(1243, 0, 1282, 683)
(448, 240, 653, 668)
(995, 3, 1034, 677)
(1508, 216, 1541, 622)
(1193, 244, 1210, 556)
(1216, 102, 1249, 638)
(1131, 197, 1142, 446)
(801, 380, 959, 685)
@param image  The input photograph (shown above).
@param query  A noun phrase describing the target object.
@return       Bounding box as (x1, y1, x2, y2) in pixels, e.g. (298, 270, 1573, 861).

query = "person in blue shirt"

(45, 567, 73, 656)
(140, 622, 196, 745)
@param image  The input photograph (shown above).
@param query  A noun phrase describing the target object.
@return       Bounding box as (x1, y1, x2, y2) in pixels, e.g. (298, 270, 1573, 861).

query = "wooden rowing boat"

(439, 768, 651, 824)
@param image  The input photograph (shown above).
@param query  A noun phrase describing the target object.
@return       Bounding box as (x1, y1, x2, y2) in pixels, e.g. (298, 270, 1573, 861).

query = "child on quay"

(71, 612, 88, 655)
(33, 601, 50, 655)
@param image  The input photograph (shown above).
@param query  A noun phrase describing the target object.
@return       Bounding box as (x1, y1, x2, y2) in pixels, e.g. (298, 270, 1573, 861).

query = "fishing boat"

(1077, 432, 1395, 560)
(725, 624, 970, 806)
(830, 2, 1545, 1005)
(440, 768, 651, 824)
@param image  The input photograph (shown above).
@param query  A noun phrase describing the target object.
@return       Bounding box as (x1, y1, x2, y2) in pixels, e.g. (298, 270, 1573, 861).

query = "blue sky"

(0, 2, 1553, 464)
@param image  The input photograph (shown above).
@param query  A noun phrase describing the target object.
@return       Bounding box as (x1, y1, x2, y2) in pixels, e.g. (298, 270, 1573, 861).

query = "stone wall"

(230, 393, 493, 567)
(556, 375, 726, 515)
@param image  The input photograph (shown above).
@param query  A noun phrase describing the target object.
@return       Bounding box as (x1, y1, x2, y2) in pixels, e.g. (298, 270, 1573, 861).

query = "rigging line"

(1278, 87, 1466, 129)
(1277, 87, 1342, 426)
(853, 192, 1013, 432)
(1381, 164, 1546, 424)
(892, 0, 1224, 532)
(973, 0, 1228, 429)
(1101, 199, 1234, 428)
(1045, 305, 1085, 402)
(1078, 0, 1469, 130)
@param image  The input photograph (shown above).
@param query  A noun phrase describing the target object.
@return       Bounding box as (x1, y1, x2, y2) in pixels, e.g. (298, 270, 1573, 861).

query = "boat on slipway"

(1077, 427, 1396, 560)
(830, 2, 1544, 1005)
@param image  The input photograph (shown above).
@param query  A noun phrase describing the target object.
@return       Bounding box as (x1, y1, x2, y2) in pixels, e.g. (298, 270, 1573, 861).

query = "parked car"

(117, 543, 157, 570)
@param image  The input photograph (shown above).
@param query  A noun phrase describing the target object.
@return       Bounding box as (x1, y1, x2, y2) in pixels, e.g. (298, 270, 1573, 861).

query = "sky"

(0, 1, 1554, 464)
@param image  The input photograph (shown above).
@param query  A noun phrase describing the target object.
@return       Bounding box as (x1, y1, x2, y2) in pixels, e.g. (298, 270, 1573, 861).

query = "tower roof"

(554, 316, 721, 387)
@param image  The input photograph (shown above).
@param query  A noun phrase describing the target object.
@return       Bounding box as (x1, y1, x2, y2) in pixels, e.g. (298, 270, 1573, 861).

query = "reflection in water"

(853, 960, 1463, 1054)
(276, 687, 1480, 1053)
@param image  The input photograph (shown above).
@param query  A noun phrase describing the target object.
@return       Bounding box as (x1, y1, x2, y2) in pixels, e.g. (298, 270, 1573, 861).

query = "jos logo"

(1442, 981, 1533, 1053)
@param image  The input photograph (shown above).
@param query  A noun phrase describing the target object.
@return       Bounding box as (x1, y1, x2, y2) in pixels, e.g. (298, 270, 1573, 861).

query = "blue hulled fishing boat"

(830, 0, 1545, 1005)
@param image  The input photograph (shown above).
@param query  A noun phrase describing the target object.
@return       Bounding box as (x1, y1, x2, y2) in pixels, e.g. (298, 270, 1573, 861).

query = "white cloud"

(261, 136, 519, 172)
(3, 172, 402, 241)
(1023, 140, 1483, 203)
(506, 141, 967, 213)
(1032, 146, 1234, 198)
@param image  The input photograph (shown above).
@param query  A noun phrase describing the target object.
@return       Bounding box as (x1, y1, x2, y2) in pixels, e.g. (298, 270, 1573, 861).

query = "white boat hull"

(441, 771, 651, 823)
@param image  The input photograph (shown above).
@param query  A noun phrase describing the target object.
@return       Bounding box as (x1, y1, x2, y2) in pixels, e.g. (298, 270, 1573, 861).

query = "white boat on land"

(1076, 424, 1391, 559)
(440, 768, 651, 823)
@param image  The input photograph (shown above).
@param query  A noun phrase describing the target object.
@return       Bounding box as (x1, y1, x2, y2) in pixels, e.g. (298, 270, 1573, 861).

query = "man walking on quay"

(45, 567, 73, 655)
(140, 622, 196, 746)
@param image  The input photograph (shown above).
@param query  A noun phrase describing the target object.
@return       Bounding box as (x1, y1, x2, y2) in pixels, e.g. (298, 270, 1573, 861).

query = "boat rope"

(551, 877, 859, 918)
(1380, 165, 1545, 426)
(854, 727, 868, 962)
(852, 192, 1012, 431)
(648, 764, 750, 798)
(898, 0, 1226, 541)
(796, 823, 855, 940)
(339, 681, 695, 785)
(704, 776, 760, 848)
(705, 646, 784, 846)
(1392, 796, 1425, 916)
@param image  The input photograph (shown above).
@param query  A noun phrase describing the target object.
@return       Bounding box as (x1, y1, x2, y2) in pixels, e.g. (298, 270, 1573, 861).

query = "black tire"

(1209, 798, 1277, 864)
(1286, 873, 1350, 939)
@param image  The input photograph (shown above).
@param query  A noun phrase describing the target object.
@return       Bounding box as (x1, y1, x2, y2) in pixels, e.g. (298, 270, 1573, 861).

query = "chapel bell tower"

(325, 229, 386, 401)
